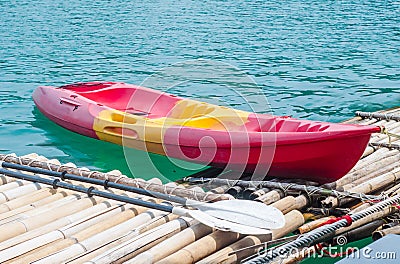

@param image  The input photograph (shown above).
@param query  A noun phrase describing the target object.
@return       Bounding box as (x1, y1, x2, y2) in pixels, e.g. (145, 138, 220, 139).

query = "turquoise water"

(1, 0, 399, 179)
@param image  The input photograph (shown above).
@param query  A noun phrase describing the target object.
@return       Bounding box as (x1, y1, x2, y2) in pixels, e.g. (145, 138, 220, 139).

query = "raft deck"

(0, 107, 400, 263)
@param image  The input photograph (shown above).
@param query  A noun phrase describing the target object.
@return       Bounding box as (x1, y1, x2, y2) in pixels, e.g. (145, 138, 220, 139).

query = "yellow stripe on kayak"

(93, 98, 250, 153)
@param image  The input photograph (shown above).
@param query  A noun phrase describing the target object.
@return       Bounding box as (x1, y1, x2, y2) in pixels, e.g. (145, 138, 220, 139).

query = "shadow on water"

(31, 108, 206, 182)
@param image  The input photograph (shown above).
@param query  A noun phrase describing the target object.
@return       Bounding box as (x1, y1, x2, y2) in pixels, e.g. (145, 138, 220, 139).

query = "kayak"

(33, 82, 381, 183)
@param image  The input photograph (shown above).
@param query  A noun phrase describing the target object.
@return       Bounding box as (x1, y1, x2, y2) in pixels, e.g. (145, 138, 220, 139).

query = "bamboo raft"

(1, 108, 400, 263)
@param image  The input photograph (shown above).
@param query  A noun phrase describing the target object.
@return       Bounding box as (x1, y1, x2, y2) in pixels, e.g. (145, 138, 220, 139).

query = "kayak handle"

(59, 97, 81, 111)
(103, 126, 139, 139)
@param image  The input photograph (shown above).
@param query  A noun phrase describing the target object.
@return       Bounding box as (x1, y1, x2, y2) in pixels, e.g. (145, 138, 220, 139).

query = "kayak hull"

(33, 82, 381, 183)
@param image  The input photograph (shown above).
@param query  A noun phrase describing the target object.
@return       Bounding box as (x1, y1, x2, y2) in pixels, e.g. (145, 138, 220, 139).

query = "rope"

(369, 142, 400, 150)
(114, 175, 126, 183)
(87, 171, 97, 178)
(26, 158, 36, 167)
(317, 215, 353, 228)
(379, 126, 400, 147)
(356, 111, 400, 121)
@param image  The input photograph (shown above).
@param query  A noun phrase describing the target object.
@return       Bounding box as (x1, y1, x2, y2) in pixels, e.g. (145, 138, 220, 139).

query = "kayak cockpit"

(57, 82, 369, 135)
(59, 82, 181, 118)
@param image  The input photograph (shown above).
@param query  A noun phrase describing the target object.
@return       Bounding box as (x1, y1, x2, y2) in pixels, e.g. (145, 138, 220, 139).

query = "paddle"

(0, 162, 284, 234)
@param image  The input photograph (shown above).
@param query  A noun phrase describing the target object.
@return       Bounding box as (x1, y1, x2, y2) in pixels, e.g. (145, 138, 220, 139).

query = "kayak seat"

(168, 100, 215, 119)
(59, 82, 115, 92)
(69, 86, 180, 119)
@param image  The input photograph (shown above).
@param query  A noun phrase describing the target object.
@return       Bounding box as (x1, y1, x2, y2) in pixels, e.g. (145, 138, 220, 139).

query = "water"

(1, 0, 399, 180)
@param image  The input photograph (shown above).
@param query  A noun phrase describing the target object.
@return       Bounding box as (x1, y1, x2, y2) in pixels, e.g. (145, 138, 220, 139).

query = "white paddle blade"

(188, 209, 273, 235)
(193, 200, 285, 230)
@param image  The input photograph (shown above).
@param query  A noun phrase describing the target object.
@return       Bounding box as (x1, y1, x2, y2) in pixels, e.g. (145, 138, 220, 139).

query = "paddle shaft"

(1, 161, 188, 205)
(0, 167, 175, 213)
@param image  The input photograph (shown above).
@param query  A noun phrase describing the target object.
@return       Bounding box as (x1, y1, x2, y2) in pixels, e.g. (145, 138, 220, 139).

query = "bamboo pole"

(349, 202, 371, 214)
(0, 196, 98, 243)
(270, 195, 308, 214)
(296, 216, 335, 234)
(128, 222, 213, 264)
(270, 210, 305, 239)
(156, 211, 304, 264)
(242, 188, 257, 200)
(155, 230, 244, 264)
(382, 182, 400, 196)
(0, 182, 44, 203)
(0, 201, 119, 253)
(0, 180, 26, 193)
(0, 192, 82, 224)
(0, 188, 58, 214)
(346, 168, 400, 194)
(381, 221, 399, 230)
(357, 118, 379, 125)
(342, 116, 363, 124)
(372, 225, 400, 240)
(374, 125, 400, 142)
(189, 186, 206, 194)
(295, 195, 309, 210)
(329, 153, 400, 189)
(302, 213, 319, 222)
(226, 186, 243, 198)
(0, 154, 229, 202)
(209, 185, 230, 194)
(349, 148, 397, 174)
(66, 213, 179, 264)
(88, 218, 193, 264)
(362, 146, 375, 157)
(255, 190, 284, 205)
(197, 235, 270, 264)
(194, 210, 305, 264)
(269, 246, 317, 264)
(323, 167, 400, 207)
(34, 210, 173, 263)
(344, 159, 400, 189)
(0, 174, 13, 185)
(4, 204, 145, 263)
(270, 196, 296, 213)
(249, 188, 271, 200)
(372, 119, 397, 129)
(335, 206, 398, 236)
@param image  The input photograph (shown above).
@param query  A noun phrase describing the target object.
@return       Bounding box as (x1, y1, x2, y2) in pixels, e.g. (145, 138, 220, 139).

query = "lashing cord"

(379, 126, 400, 147)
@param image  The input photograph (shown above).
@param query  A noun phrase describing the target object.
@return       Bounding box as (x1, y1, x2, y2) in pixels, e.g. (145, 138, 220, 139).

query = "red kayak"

(33, 82, 381, 183)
